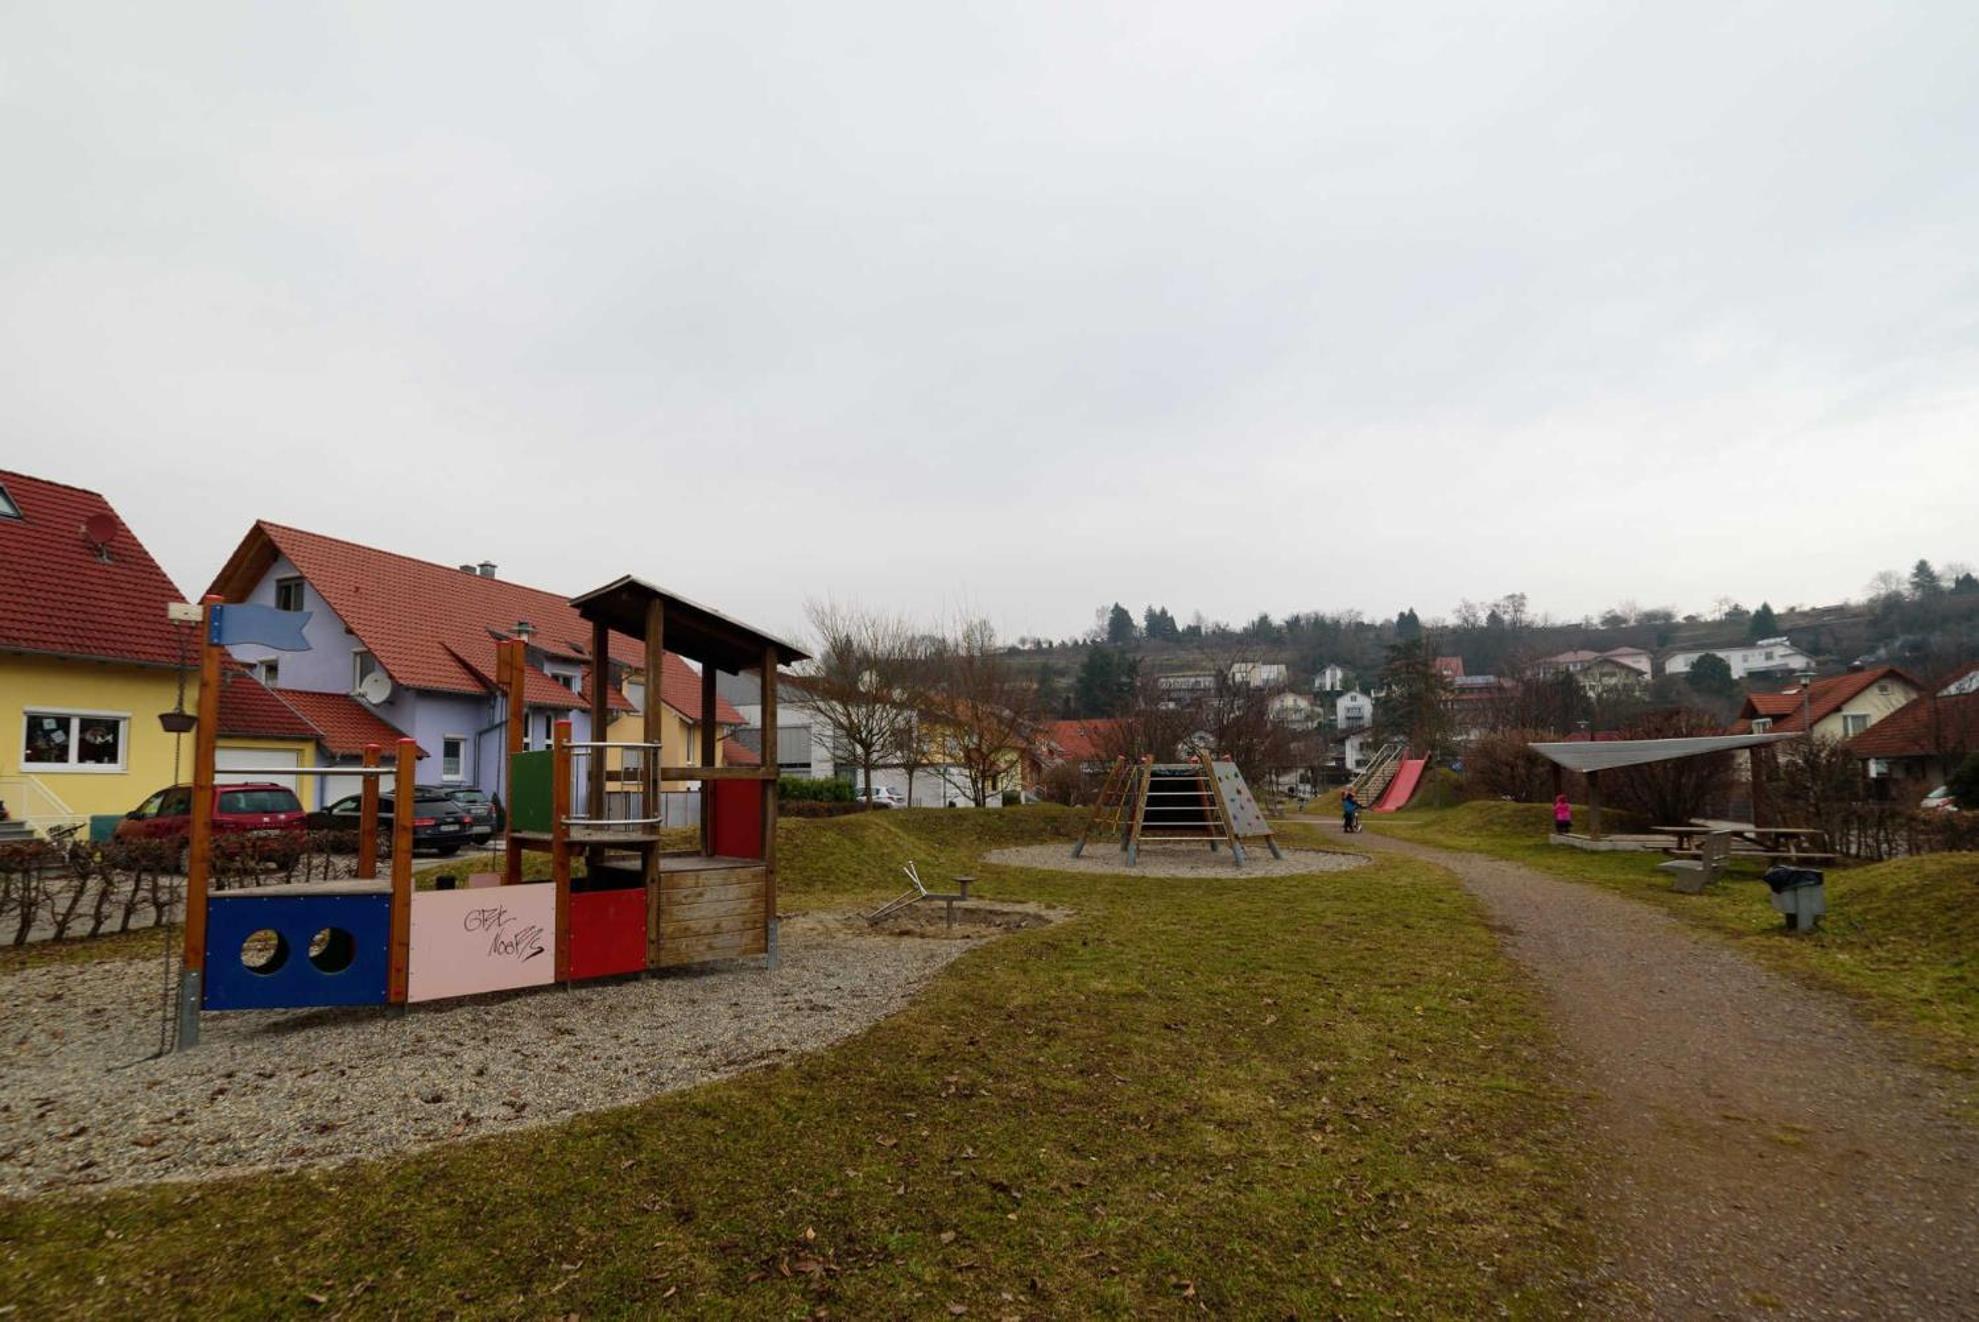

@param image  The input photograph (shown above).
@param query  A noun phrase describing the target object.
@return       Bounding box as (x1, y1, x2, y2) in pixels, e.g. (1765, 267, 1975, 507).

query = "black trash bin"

(1762, 865, 1826, 932)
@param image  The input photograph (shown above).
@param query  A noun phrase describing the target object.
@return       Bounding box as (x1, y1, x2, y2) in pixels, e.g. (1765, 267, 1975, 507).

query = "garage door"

(215, 746, 302, 798)
(318, 771, 364, 810)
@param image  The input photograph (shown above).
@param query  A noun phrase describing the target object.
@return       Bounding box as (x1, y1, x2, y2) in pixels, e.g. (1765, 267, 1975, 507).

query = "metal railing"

(0, 774, 85, 838)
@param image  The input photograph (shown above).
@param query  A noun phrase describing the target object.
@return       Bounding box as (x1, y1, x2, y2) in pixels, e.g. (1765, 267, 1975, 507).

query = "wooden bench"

(1663, 848, 1838, 865)
(1658, 831, 1731, 894)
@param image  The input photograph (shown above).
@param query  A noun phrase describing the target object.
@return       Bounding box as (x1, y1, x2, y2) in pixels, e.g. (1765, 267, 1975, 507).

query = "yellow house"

(0, 470, 315, 835)
(604, 662, 750, 789)
(1731, 666, 1922, 742)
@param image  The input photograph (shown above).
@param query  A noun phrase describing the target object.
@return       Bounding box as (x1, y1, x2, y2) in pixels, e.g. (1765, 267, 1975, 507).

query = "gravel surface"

(983, 843, 1368, 878)
(1358, 829, 1979, 1320)
(0, 908, 1054, 1197)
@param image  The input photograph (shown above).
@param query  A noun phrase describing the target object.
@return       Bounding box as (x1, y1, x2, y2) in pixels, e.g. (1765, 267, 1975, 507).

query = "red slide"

(1372, 758, 1428, 812)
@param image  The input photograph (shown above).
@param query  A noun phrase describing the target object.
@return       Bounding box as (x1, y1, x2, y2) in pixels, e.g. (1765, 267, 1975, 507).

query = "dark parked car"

(308, 788, 476, 856)
(443, 787, 502, 839)
(116, 783, 307, 843)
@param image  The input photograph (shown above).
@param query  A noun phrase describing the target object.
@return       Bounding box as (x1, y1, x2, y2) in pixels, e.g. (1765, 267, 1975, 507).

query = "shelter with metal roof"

(1527, 732, 1800, 840)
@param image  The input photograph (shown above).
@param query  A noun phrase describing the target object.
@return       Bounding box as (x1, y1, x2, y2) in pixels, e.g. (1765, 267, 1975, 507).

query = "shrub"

(779, 800, 869, 819)
(780, 776, 854, 803)
(1466, 730, 1557, 802)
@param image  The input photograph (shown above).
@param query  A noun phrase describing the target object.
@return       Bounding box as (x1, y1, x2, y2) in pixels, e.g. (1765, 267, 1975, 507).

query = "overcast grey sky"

(5, 2, 1976, 645)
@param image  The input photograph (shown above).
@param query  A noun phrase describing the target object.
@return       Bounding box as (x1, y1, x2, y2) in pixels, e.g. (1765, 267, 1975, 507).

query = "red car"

(116, 783, 307, 842)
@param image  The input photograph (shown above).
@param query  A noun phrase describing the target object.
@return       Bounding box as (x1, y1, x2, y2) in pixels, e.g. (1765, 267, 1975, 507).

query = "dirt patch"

(983, 842, 1368, 878)
(0, 907, 1053, 1197)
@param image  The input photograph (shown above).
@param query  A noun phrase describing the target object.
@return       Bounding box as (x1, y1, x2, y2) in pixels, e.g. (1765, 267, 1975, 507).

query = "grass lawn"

(2, 807, 1595, 1318)
(1366, 801, 1979, 1079)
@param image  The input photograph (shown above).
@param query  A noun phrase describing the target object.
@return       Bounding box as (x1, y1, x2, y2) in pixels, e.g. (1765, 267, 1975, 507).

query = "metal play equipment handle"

(865, 862, 977, 928)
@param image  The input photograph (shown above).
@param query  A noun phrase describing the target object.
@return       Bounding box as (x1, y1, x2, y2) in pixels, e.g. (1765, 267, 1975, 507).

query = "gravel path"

(983, 843, 1367, 878)
(0, 909, 1047, 1197)
(1356, 829, 1979, 1319)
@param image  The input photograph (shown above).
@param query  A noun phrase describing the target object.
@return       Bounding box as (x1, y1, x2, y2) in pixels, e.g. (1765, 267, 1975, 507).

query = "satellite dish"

(357, 671, 394, 705)
(81, 512, 119, 558)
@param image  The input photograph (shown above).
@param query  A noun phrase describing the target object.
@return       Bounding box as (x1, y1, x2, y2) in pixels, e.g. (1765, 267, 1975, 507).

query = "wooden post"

(1750, 745, 1769, 829)
(388, 738, 415, 1004)
(585, 619, 610, 876)
(552, 718, 573, 982)
(177, 594, 225, 1047)
(1587, 769, 1604, 842)
(643, 599, 666, 970)
(358, 743, 381, 880)
(500, 637, 526, 885)
(761, 645, 779, 963)
(700, 660, 718, 856)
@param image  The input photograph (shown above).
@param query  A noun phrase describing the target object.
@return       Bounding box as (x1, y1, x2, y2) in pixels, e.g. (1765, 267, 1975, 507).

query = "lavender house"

(207, 522, 739, 808)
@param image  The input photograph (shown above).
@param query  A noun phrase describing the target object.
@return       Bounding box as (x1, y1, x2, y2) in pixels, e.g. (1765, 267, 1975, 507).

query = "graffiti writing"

(463, 906, 547, 962)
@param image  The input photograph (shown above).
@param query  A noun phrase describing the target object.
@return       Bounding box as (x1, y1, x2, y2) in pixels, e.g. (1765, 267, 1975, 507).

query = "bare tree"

(1608, 708, 1734, 824)
(1864, 570, 1907, 604)
(1092, 675, 1200, 765)
(882, 635, 944, 807)
(928, 615, 1040, 807)
(799, 599, 916, 805)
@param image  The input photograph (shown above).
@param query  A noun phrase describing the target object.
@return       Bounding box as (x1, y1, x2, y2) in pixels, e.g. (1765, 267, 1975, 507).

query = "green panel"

(510, 749, 554, 833)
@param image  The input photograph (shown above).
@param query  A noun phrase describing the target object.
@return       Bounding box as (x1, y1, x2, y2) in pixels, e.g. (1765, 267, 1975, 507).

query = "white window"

(274, 576, 305, 612)
(1751, 717, 1772, 733)
(0, 483, 20, 520)
(1841, 713, 1869, 737)
(21, 710, 129, 772)
(353, 650, 379, 691)
(441, 735, 468, 781)
(253, 658, 280, 686)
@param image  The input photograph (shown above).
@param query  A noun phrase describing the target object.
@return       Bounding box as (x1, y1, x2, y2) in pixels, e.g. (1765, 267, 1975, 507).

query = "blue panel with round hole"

(202, 893, 391, 1011)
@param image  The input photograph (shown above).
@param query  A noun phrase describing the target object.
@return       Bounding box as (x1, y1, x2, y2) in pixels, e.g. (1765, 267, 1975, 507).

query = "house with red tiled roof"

(1846, 689, 1979, 791)
(1039, 718, 1126, 767)
(207, 522, 744, 807)
(0, 471, 323, 833)
(1727, 666, 1921, 741)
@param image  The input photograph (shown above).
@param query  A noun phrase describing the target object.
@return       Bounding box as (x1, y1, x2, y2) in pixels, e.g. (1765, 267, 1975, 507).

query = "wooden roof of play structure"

(569, 575, 808, 673)
(1074, 756, 1282, 867)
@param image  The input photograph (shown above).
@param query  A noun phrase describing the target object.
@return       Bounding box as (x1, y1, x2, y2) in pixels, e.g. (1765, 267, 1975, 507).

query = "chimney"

(477, 561, 497, 578)
(458, 564, 478, 574)
(514, 619, 534, 640)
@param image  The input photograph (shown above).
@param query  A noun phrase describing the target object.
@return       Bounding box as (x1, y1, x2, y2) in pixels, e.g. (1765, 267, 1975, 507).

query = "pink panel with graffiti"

(407, 882, 557, 1003)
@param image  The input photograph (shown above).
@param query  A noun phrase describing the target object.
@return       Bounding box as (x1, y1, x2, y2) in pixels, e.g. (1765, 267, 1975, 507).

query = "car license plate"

(437, 824, 459, 832)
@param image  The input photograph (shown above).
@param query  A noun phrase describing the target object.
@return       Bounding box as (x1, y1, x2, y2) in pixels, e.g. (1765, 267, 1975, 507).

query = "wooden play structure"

(1073, 754, 1281, 867)
(175, 578, 805, 1048)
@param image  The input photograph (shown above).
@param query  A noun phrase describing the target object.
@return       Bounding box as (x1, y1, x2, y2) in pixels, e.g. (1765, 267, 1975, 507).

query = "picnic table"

(1654, 820, 1835, 864)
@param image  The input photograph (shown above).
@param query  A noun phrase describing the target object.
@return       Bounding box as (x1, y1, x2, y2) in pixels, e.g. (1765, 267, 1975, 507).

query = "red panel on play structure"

(568, 888, 647, 980)
(711, 779, 765, 859)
